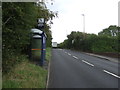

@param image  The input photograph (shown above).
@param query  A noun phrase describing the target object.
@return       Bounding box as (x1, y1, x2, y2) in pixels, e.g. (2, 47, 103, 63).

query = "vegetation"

(3, 58, 47, 88)
(46, 47, 52, 62)
(2, 2, 56, 74)
(3, 47, 51, 88)
(59, 25, 119, 53)
(2, 1, 54, 88)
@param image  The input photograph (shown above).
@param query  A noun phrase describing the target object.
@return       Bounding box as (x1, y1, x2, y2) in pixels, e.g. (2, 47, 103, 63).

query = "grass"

(2, 47, 52, 88)
(46, 47, 52, 62)
(3, 60, 47, 88)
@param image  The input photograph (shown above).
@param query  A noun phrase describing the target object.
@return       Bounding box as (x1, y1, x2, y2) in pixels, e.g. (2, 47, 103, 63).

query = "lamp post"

(81, 14, 85, 38)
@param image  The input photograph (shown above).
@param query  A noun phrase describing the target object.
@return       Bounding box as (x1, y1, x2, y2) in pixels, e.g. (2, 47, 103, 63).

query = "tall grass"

(3, 59, 47, 88)
(2, 47, 52, 88)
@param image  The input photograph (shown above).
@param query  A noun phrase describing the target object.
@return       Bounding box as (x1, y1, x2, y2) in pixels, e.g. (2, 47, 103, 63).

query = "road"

(48, 49, 119, 88)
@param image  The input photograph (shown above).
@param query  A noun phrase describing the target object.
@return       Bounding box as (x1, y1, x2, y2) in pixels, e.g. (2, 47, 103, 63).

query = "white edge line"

(46, 59, 51, 88)
(73, 56, 78, 59)
(103, 70, 120, 79)
(82, 60, 94, 67)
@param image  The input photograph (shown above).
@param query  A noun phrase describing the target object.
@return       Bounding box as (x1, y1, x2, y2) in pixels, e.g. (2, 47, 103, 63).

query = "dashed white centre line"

(103, 70, 120, 79)
(73, 56, 78, 59)
(65, 52, 67, 54)
(82, 60, 94, 67)
(68, 53, 71, 56)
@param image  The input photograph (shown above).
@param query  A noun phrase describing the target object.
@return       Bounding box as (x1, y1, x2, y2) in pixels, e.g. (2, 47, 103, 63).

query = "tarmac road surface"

(48, 49, 119, 88)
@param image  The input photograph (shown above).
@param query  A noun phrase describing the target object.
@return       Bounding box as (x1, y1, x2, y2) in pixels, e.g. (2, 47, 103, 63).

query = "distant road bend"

(48, 49, 119, 88)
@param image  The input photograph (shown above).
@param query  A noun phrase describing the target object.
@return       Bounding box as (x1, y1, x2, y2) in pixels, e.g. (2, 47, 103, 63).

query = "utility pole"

(118, 1, 120, 27)
(81, 14, 85, 39)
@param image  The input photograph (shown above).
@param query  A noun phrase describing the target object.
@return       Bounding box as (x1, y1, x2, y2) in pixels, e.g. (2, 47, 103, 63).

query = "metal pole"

(41, 33, 44, 66)
(117, 2, 119, 55)
(82, 14, 85, 38)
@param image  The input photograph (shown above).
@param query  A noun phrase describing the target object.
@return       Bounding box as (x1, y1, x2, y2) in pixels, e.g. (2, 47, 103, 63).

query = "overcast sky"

(46, 0, 119, 44)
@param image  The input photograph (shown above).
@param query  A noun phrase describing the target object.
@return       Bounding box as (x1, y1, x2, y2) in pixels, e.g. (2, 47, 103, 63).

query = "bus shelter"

(31, 28, 47, 66)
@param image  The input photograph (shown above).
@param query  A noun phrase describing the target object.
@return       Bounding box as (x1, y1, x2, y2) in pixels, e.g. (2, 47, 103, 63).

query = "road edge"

(84, 52, 119, 63)
(46, 57, 51, 89)
(65, 49, 119, 63)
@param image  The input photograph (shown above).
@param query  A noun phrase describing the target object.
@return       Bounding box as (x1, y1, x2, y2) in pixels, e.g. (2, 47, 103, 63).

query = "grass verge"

(3, 60, 47, 88)
(46, 47, 52, 62)
(3, 47, 52, 88)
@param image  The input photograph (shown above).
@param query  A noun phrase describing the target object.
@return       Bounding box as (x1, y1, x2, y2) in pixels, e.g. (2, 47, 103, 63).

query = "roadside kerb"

(84, 52, 119, 63)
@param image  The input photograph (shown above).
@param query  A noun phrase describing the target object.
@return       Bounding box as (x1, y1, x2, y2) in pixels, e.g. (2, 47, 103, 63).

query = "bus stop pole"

(40, 34, 44, 66)
(40, 32, 46, 66)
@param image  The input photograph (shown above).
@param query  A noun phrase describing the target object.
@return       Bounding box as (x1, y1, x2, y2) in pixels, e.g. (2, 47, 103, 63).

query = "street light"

(81, 14, 85, 38)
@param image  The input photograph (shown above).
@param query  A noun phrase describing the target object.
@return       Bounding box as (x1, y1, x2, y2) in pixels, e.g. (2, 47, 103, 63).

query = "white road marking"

(73, 56, 78, 59)
(103, 70, 120, 79)
(68, 53, 71, 56)
(46, 55, 51, 88)
(82, 60, 94, 67)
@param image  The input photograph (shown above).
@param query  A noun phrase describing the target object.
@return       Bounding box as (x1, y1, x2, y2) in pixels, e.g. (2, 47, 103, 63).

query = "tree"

(60, 25, 119, 53)
(2, 2, 57, 73)
(98, 25, 119, 37)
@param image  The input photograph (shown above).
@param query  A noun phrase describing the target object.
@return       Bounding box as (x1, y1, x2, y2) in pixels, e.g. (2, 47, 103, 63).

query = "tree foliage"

(59, 25, 119, 53)
(98, 25, 119, 37)
(2, 2, 56, 73)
